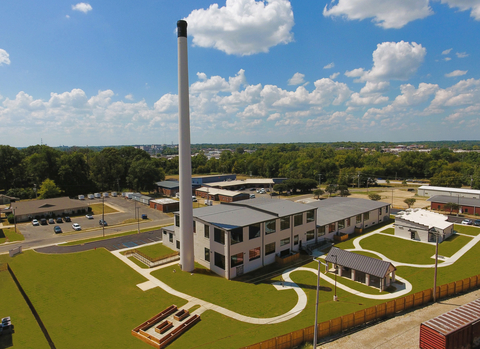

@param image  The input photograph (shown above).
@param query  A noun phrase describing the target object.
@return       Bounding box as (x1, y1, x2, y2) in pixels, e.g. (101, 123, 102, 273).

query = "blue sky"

(1, 0, 479, 147)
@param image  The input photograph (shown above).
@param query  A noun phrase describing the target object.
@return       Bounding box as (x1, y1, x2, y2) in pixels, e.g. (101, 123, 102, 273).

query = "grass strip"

(0, 228, 25, 244)
(60, 226, 164, 246)
(134, 243, 175, 259)
(438, 234, 472, 257)
(88, 203, 119, 215)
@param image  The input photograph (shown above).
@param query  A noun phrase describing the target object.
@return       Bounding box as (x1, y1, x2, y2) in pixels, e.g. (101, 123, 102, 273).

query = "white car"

(32, 219, 39, 226)
(86, 214, 93, 219)
(72, 223, 82, 231)
(461, 219, 473, 225)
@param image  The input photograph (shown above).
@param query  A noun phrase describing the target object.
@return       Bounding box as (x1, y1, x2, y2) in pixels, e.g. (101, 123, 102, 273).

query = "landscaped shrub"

(7, 214, 14, 224)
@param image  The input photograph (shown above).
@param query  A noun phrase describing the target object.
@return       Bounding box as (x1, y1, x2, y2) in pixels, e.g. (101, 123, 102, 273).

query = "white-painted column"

(366, 274, 370, 286)
(351, 269, 356, 281)
(177, 20, 194, 272)
(392, 271, 396, 283)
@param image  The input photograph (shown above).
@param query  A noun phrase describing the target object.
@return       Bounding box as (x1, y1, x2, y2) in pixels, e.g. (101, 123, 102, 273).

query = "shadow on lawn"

(0, 332, 13, 348)
(0, 230, 5, 239)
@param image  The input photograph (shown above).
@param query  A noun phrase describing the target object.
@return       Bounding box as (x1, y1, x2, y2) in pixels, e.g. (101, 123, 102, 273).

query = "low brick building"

(11, 197, 89, 222)
(150, 198, 179, 213)
(195, 187, 249, 203)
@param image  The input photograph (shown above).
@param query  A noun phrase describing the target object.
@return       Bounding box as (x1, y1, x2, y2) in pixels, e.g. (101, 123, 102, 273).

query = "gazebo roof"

(325, 247, 395, 278)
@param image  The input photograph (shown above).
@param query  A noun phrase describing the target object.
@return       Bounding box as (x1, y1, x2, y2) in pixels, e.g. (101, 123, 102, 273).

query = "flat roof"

(205, 180, 245, 187)
(306, 197, 390, 226)
(155, 180, 180, 189)
(196, 187, 245, 197)
(428, 195, 480, 206)
(151, 198, 178, 205)
(418, 186, 480, 195)
(395, 208, 452, 230)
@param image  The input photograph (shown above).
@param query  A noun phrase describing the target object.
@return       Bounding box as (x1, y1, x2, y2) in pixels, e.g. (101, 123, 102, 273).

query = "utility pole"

(317, 173, 322, 187)
(102, 194, 105, 238)
(357, 172, 361, 189)
(433, 230, 439, 302)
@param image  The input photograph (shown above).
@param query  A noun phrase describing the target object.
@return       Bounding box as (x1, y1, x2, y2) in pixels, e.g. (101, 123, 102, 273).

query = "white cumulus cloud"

(0, 49, 11, 65)
(456, 52, 469, 58)
(439, 0, 480, 21)
(184, 0, 294, 56)
(346, 41, 426, 82)
(323, 0, 432, 29)
(288, 73, 305, 85)
(324, 62, 335, 69)
(445, 70, 468, 77)
(442, 48, 452, 55)
(72, 3, 92, 13)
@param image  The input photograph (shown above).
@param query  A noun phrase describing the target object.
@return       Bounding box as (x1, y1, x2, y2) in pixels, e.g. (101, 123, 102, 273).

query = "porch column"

(386, 275, 390, 287)
(325, 262, 329, 274)
(366, 274, 370, 286)
(391, 271, 396, 283)
(338, 265, 342, 277)
(351, 269, 356, 281)
(380, 278, 384, 291)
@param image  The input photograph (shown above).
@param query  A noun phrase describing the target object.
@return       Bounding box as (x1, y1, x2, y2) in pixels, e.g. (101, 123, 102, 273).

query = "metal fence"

(241, 275, 480, 349)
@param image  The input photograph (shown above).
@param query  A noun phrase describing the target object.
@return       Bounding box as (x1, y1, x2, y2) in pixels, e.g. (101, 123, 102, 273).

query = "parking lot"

(17, 196, 172, 239)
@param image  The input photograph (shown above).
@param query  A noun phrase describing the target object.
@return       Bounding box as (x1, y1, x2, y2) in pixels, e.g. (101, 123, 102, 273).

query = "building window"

(249, 247, 261, 261)
(306, 210, 315, 223)
(214, 228, 225, 245)
(176, 240, 180, 249)
(356, 214, 362, 223)
(378, 208, 382, 215)
(328, 223, 336, 233)
(318, 226, 325, 236)
(306, 230, 315, 241)
(169, 233, 173, 243)
(386, 206, 389, 213)
(204, 248, 210, 262)
(265, 219, 276, 235)
(231, 227, 243, 245)
(231, 252, 244, 267)
(437, 205, 441, 210)
(193, 221, 196, 233)
(249, 223, 261, 240)
(265, 242, 275, 255)
(346, 218, 350, 227)
(294, 214, 303, 227)
(465, 208, 469, 213)
(205, 225, 210, 239)
(363, 212, 370, 221)
(280, 237, 290, 246)
(175, 215, 180, 227)
(338, 219, 345, 230)
(214, 252, 225, 270)
(294, 235, 299, 245)
(280, 216, 290, 230)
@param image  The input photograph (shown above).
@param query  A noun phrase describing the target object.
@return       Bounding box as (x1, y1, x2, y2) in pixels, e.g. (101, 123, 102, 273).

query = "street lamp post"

(433, 229, 440, 302)
(136, 207, 140, 234)
(102, 194, 105, 238)
(332, 254, 338, 301)
(313, 257, 328, 348)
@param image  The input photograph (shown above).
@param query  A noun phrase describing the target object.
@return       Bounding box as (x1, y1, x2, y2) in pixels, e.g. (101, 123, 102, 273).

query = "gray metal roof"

(325, 247, 395, 278)
(11, 197, 88, 216)
(190, 198, 312, 230)
(306, 197, 390, 226)
(155, 180, 180, 189)
(428, 195, 480, 207)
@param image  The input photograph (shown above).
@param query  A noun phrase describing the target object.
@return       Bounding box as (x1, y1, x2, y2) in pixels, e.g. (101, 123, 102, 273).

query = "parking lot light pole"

(313, 257, 327, 348)
(102, 195, 105, 238)
(136, 207, 140, 234)
(333, 254, 338, 302)
(433, 229, 440, 302)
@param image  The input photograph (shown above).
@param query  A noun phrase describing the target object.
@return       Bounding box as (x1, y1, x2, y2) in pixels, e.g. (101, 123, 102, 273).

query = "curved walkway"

(111, 247, 412, 325)
(350, 224, 480, 268)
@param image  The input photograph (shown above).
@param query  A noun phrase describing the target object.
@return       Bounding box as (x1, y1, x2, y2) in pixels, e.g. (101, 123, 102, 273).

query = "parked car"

(72, 223, 81, 231)
(53, 226, 62, 234)
(474, 219, 480, 226)
(99, 219, 108, 226)
(142, 214, 148, 219)
(32, 219, 39, 226)
(48, 218, 55, 224)
(250, 194, 255, 199)
(192, 196, 197, 202)
(86, 214, 93, 219)
(461, 218, 473, 225)
(64, 216, 71, 222)
(40, 218, 47, 225)
(56, 217, 63, 223)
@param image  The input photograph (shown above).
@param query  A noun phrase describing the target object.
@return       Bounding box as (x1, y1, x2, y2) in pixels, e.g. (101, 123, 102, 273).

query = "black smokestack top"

(177, 20, 187, 38)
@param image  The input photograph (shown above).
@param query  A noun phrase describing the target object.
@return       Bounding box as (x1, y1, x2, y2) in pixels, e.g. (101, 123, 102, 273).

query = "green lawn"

(353, 251, 382, 259)
(380, 228, 394, 235)
(0, 270, 50, 349)
(454, 224, 480, 236)
(135, 243, 175, 259)
(438, 234, 472, 257)
(0, 228, 25, 244)
(152, 263, 298, 318)
(88, 203, 119, 215)
(360, 234, 435, 264)
(127, 256, 149, 268)
(0, 249, 187, 349)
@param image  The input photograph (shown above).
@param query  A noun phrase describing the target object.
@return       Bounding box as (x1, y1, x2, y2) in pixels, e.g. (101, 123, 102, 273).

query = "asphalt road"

(0, 196, 174, 255)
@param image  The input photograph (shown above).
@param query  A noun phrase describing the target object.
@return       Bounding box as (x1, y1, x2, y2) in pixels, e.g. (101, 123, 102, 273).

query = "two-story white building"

(162, 198, 317, 279)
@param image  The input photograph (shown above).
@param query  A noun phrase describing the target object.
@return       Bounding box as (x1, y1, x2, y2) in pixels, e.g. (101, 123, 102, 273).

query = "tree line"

(1, 143, 480, 200)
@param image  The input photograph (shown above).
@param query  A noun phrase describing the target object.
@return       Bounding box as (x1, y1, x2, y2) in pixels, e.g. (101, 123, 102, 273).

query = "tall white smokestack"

(177, 19, 194, 272)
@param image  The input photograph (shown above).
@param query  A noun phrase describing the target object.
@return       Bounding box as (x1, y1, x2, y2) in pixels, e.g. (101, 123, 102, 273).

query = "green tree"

(313, 189, 324, 199)
(429, 170, 464, 188)
(404, 198, 416, 208)
(338, 185, 350, 197)
(325, 184, 337, 197)
(127, 159, 165, 192)
(0, 145, 23, 191)
(38, 179, 61, 199)
(443, 202, 459, 214)
(368, 193, 381, 201)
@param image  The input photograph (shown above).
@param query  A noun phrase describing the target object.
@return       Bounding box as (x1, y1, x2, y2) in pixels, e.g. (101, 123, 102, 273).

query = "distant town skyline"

(1, 0, 479, 147)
